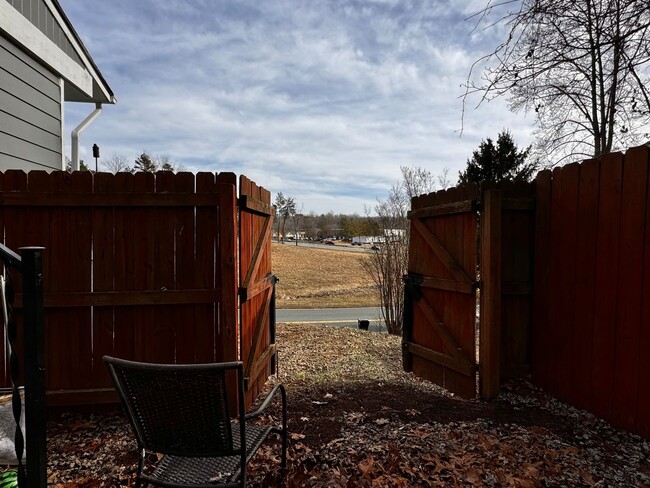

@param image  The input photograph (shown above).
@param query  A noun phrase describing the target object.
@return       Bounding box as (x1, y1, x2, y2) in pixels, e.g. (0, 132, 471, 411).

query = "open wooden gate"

(403, 182, 535, 400)
(238, 176, 277, 408)
(403, 185, 480, 399)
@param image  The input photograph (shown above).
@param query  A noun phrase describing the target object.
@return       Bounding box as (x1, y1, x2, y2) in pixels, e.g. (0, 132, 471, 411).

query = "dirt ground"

(45, 323, 650, 487)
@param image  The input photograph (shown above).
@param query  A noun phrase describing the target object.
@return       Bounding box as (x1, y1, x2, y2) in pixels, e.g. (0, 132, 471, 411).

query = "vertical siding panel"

(611, 147, 648, 431)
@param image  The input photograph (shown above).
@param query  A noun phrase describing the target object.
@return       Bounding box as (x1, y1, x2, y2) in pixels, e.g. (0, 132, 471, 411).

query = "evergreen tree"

(134, 152, 157, 172)
(458, 131, 535, 184)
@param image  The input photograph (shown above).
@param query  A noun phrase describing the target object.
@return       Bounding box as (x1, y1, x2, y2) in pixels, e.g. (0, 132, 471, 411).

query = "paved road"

(273, 240, 372, 253)
(276, 307, 386, 332)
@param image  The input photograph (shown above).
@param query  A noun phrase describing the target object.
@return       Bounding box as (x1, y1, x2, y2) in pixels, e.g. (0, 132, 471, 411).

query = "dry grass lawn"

(272, 242, 379, 308)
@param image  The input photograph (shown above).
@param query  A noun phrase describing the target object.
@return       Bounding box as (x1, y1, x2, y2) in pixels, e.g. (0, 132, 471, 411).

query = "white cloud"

(61, 0, 534, 214)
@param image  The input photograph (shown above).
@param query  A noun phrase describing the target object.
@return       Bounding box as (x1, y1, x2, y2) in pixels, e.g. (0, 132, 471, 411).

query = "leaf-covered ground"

(46, 323, 650, 487)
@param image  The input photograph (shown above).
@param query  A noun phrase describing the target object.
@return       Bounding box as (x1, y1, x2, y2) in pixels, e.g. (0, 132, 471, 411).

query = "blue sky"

(59, 0, 534, 214)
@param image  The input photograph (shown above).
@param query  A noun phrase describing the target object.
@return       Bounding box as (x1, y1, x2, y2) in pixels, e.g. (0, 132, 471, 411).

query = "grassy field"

(272, 242, 380, 309)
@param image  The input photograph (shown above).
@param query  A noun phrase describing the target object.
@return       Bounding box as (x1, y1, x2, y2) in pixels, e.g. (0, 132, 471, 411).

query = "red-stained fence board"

(590, 153, 623, 422)
(611, 147, 647, 432)
(638, 147, 650, 438)
(571, 159, 600, 412)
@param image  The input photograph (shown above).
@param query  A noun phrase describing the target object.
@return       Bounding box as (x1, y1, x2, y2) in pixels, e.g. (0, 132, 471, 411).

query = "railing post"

(20, 246, 46, 488)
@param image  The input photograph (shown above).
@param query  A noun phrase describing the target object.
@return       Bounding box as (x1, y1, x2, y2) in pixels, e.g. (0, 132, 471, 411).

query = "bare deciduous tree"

(316, 212, 337, 239)
(464, 0, 650, 164)
(363, 166, 442, 335)
(290, 206, 304, 246)
(102, 153, 132, 173)
(274, 193, 296, 243)
(302, 211, 319, 240)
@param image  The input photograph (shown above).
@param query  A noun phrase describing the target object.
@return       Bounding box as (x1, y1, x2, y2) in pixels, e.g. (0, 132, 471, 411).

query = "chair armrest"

(244, 383, 286, 421)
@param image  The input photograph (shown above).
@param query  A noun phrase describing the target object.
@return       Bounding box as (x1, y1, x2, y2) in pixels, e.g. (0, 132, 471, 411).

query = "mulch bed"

(45, 323, 650, 487)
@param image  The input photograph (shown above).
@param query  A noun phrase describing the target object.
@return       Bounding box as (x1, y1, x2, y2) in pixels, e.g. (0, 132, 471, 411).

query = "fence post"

(20, 246, 46, 488)
(480, 191, 502, 400)
(217, 174, 239, 412)
(217, 173, 238, 363)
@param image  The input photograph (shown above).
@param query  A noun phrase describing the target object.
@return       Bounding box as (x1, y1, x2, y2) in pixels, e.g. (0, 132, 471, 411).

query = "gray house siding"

(0, 35, 62, 171)
(4, 0, 83, 67)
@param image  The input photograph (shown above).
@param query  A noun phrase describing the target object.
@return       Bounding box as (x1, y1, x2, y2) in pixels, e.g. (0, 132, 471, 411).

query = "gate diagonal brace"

(411, 219, 473, 286)
(414, 299, 474, 376)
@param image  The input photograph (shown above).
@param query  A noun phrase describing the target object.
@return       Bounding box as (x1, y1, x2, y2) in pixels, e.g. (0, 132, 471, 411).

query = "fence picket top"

(2, 170, 28, 191)
(412, 184, 482, 211)
(217, 172, 237, 187)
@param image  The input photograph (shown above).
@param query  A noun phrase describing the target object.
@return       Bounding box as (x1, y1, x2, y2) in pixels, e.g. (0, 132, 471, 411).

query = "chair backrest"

(104, 356, 243, 457)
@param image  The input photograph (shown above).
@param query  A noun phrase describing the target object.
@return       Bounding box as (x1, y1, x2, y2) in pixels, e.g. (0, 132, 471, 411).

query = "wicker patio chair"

(103, 356, 287, 488)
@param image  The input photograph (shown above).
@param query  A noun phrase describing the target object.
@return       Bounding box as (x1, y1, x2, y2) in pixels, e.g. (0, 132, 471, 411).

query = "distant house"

(1, 0, 115, 172)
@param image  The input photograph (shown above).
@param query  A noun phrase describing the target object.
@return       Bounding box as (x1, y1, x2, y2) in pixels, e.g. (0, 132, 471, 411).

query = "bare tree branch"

(462, 0, 650, 163)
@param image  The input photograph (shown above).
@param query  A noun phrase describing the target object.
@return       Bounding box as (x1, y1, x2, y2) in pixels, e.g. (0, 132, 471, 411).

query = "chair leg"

(135, 449, 145, 488)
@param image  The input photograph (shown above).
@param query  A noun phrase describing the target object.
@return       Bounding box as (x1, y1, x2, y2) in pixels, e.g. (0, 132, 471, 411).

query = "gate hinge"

(403, 274, 424, 301)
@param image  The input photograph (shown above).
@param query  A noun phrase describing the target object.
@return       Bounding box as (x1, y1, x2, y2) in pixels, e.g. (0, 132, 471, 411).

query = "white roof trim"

(44, 0, 115, 103)
(0, 0, 92, 96)
(0, 0, 115, 104)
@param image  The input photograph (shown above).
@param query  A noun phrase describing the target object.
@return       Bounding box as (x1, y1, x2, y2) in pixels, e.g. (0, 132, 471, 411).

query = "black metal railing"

(0, 244, 46, 488)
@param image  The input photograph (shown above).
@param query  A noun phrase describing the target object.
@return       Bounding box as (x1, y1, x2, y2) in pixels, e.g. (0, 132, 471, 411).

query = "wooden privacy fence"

(533, 144, 650, 438)
(405, 143, 650, 439)
(0, 170, 275, 410)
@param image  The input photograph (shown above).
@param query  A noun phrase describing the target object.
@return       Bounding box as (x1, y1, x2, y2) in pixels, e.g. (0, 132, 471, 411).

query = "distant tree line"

(272, 197, 383, 243)
(66, 152, 185, 174)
